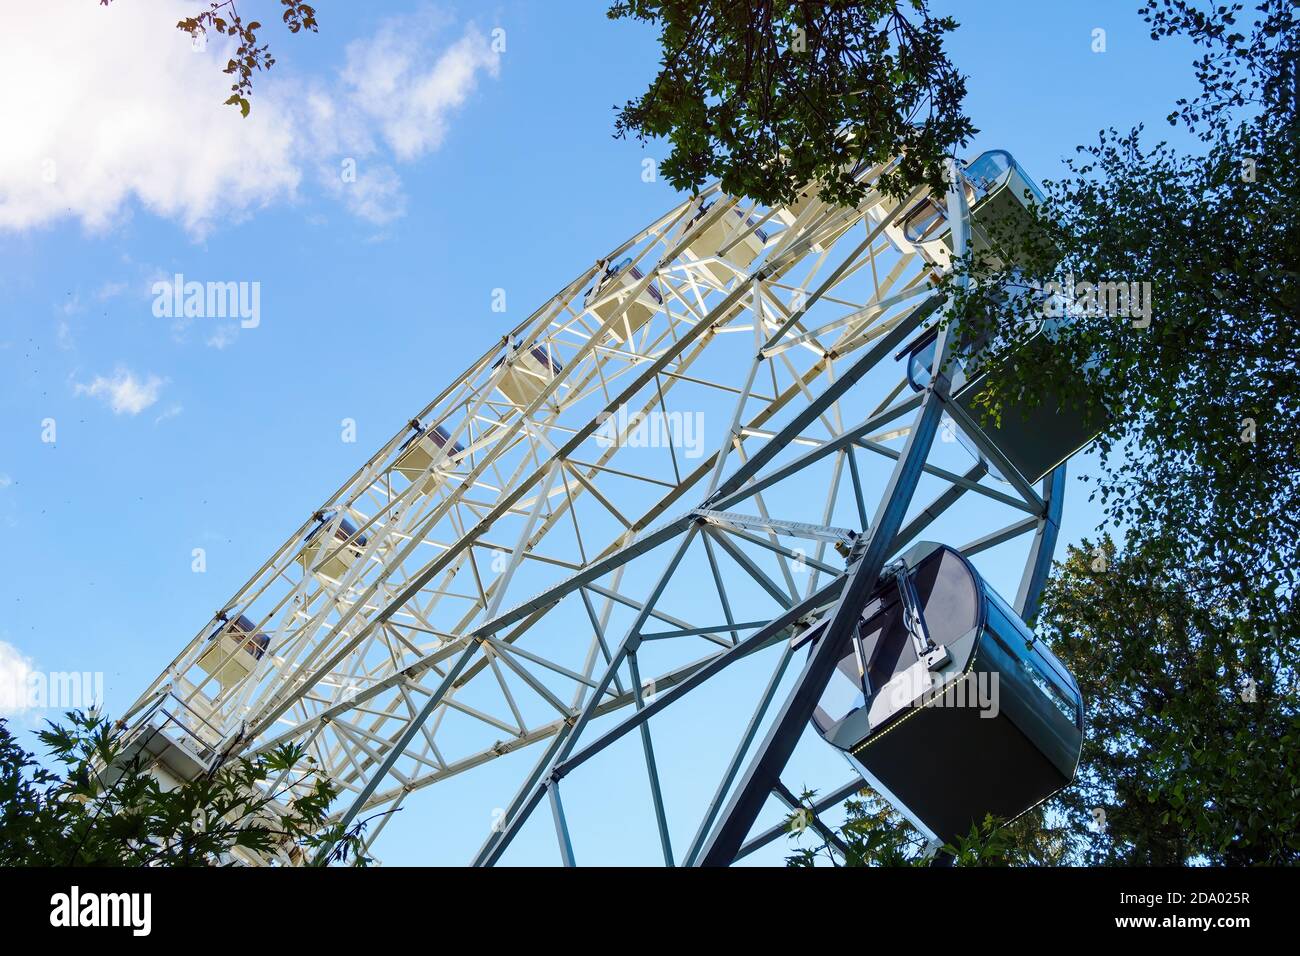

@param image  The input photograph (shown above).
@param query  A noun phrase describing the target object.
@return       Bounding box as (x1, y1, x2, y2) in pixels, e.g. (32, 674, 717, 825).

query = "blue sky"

(0, 1, 1203, 865)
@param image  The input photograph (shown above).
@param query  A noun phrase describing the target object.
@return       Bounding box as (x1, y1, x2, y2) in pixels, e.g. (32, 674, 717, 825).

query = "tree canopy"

(609, 0, 973, 205)
(954, 0, 1298, 617)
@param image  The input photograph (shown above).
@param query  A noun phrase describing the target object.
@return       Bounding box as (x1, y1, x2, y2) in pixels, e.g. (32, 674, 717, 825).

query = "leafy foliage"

(0, 710, 371, 866)
(608, 0, 974, 205)
(1039, 536, 1300, 864)
(99, 0, 319, 115)
(782, 789, 1068, 867)
(789, 0, 1299, 865)
(944, 0, 1298, 619)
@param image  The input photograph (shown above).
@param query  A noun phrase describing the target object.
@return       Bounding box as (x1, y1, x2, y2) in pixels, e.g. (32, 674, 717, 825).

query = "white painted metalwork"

(121, 156, 1065, 865)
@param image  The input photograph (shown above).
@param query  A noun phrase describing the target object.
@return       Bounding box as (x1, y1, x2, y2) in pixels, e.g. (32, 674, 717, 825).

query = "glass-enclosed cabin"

(810, 541, 1083, 845)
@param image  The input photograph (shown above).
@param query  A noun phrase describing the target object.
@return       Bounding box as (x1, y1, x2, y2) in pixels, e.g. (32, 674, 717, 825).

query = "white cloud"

(0, 2, 500, 236)
(0, 1, 298, 236)
(205, 324, 239, 350)
(96, 280, 129, 301)
(154, 403, 184, 425)
(329, 163, 407, 225)
(341, 19, 501, 162)
(74, 368, 167, 415)
(0, 474, 12, 489)
(0, 641, 35, 718)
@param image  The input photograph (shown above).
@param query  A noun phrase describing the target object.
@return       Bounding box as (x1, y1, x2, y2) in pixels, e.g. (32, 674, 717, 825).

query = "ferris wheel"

(120, 149, 1097, 866)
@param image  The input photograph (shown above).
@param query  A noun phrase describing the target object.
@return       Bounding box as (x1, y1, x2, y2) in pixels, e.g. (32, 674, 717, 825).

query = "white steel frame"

(121, 157, 1065, 866)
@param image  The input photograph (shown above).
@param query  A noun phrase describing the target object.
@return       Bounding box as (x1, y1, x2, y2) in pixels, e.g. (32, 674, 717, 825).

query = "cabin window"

(984, 588, 1081, 728)
(813, 651, 866, 731)
(963, 150, 1012, 193)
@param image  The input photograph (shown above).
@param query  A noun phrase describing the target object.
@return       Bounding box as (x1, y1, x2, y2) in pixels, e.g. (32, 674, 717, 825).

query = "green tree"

(609, 0, 974, 206)
(949, 0, 1297, 616)
(0, 710, 371, 866)
(1038, 535, 1300, 865)
(782, 790, 1068, 867)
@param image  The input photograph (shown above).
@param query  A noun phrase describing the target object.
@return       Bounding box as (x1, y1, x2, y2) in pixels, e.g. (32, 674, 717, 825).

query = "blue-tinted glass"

(983, 586, 1081, 725)
(814, 654, 865, 731)
(903, 198, 947, 243)
(964, 150, 1012, 191)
